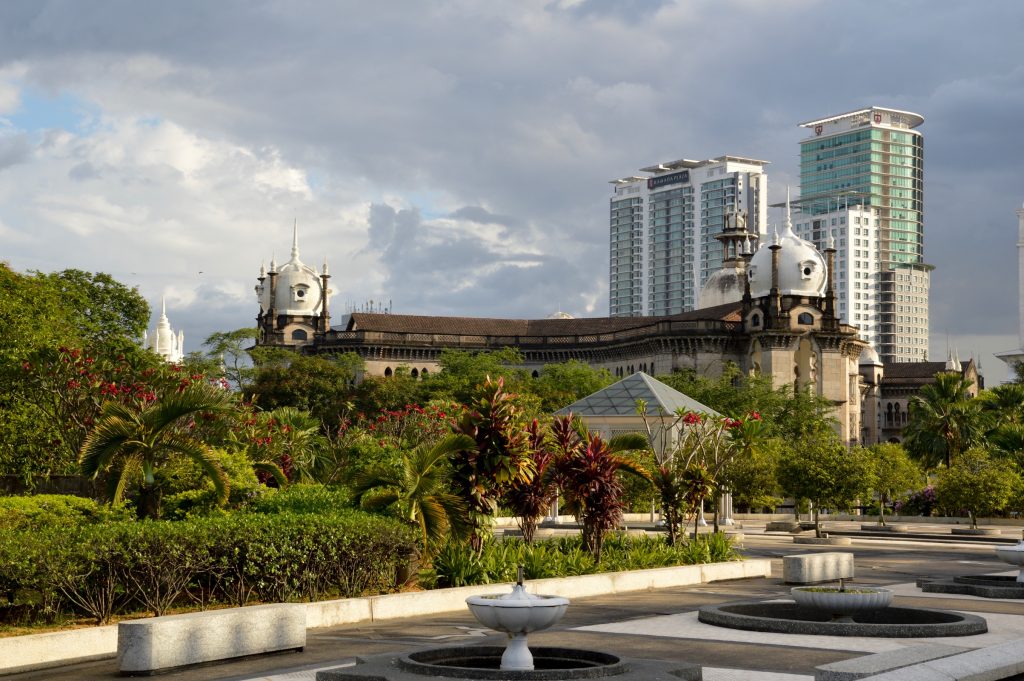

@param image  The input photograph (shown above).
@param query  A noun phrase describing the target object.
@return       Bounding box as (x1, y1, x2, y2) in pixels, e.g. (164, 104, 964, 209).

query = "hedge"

(0, 509, 415, 625)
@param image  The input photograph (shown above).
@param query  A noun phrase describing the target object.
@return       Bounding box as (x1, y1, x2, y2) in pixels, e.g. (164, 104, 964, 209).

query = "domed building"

(143, 297, 185, 364)
(255, 223, 333, 347)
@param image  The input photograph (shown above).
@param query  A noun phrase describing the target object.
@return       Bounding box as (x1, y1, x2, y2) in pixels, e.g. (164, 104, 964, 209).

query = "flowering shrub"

(896, 485, 937, 516)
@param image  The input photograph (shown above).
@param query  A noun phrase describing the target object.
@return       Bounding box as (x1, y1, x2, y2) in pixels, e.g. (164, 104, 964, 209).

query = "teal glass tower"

(798, 107, 931, 363)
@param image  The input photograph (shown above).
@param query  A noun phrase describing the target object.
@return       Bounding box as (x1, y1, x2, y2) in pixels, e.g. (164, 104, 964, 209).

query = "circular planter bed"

(951, 527, 1003, 536)
(793, 536, 852, 546)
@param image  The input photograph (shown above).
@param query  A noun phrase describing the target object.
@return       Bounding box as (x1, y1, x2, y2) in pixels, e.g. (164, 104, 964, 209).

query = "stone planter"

(952, 527, 1002, 536)
(790, 586, 893, 622)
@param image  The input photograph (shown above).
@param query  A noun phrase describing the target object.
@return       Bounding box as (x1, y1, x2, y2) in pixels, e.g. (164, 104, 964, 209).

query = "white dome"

(547, 310, 574, 320)
(747, 208, 827, 299)
(255, 225, 330, 316)
(698, 266, 745, 309)
(859, 346, 882, 366)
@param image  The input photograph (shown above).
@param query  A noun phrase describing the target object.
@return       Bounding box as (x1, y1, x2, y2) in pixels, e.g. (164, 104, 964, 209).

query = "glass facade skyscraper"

(796, 107, 931, 363)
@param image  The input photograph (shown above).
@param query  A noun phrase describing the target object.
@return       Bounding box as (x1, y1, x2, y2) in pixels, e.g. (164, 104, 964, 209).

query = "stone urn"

(466, 577, 569, 671)
(995, 540, 1024, 583)
(790, 585, 893, 622)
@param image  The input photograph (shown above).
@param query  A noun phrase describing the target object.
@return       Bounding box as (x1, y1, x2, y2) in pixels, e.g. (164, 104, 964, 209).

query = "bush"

(424, 533, 738, 588)
(0, 508, 416, 624)
(247, 484, 351, 514)
(0, 494, 130, 531)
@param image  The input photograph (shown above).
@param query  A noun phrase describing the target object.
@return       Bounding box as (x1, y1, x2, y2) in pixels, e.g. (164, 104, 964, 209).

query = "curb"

(0, 559, 770, 676)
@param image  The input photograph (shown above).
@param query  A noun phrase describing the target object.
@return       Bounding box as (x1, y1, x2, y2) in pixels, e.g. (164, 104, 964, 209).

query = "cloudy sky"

(1, 0, 1022, 382)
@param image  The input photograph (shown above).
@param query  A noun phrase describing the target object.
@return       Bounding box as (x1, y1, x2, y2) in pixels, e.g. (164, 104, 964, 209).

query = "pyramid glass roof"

(556, 372, 719, 417)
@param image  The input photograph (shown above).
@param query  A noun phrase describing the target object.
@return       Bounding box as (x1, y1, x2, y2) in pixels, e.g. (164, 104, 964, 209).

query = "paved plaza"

(7, 521, 1024, 681)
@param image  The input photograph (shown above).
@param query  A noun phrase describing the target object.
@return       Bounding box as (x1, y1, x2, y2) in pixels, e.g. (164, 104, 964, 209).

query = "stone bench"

(782, 552, 854, 584)
(118, 603, 305, 674)
(816, 643, 969, 681)
(858, 640, 1024, 680)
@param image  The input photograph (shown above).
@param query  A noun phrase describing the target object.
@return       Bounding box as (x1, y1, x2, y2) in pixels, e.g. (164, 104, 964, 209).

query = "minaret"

(995, 204, 1024, 377)
(319, 257, 331, 335)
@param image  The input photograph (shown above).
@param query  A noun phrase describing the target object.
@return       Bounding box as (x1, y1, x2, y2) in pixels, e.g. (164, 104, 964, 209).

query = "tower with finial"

(143, 297, 185, 363)
(254, 221, 333, 348)
(995, 203, 1024, 379)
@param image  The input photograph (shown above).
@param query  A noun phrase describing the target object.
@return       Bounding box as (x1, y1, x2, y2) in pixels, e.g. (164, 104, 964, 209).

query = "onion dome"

(859, 346, 882, 366)
(698, 267, 745, 309)
(747, 193, 827, 299)
(255, 223, 328, 315)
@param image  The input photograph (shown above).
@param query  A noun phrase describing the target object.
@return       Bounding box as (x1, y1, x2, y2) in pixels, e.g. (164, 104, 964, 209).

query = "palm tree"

(80, 382, 236, 519)
(351, 434, 475, 560)
(903, 372, 987, 468)
(979, 383, 1024, 429)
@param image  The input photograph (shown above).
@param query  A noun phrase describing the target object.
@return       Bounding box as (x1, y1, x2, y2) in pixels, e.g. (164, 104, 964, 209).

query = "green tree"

(935, 448, 1020, 528)
(80, 382, 237, 519)
(200, 328, 260, 390)
(40, 269, 149, 353)
(979, 383, 1024, 429)
(864, 443, 922, 526)
(776, 430, 874, 538)
(248, 353, 363, 430)
(531, 360, 614, 413)
(904, 372, 988, 468)
(421, 348, 530, 405)
(351, 434, 474, 560)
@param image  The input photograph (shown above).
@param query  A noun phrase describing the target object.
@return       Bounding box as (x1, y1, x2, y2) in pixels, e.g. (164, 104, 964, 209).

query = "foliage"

(904, 372, 987, 469)
(80, 381, 238, 519)
(424, 533, 738, 588)
(198, 328, 260, 391)
(548, 415, 650, 562)
(248, 353, 363, 431)
(247, 483, 352, 514)
(895, 485, 937, 517)
(935, 448, 1020, 528)
(724, 436, 782, 512)
(0, 509, 416, 623)
(531, 361, 614, 414)
(864, 443, 922, 525)
(502, 419, 559, 543)
(420, 348, 531, 406)
(450, 378, 534, 549)
(351, 434, 474, 559)
(776, 428, 874, 537)
(0, 494, 131, 531)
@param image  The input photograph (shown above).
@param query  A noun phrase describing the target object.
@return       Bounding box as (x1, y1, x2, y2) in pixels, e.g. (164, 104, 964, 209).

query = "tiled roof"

(555, 372, 719, 417)
(344, 302, 743, 337)
(881, 359, 976, 380)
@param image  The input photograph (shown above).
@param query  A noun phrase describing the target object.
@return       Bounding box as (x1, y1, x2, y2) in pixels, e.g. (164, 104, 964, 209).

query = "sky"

(0, 0, 1022, 383)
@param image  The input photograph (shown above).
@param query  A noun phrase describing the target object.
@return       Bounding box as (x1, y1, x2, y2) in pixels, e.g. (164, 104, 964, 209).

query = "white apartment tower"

(609, 156, 769, 317)
(795, 107, 931, 363)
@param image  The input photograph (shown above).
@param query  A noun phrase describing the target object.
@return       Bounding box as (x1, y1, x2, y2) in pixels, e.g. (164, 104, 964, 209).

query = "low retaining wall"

(0, 625, 117, 675)
(1, 559, 770, 675)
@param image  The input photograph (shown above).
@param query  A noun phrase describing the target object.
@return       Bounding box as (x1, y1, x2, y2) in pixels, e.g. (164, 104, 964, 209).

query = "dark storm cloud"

(0, 0, 1022, 379)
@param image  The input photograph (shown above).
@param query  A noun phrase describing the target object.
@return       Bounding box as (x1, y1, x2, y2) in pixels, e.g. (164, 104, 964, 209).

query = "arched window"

(421, 368, 429, 376)
(291, 329, 308, 341)
(750, 313, 761, 328)
(531, 370, 540, 378)
(411, 368, 419, 378)
(797, 312, 814, 325)
(384, 367, 393, 377)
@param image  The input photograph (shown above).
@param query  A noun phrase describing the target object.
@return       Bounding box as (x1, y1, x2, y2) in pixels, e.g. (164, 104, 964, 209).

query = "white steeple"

(995, 204, 1024, 378)
(144, 296, 184, 363)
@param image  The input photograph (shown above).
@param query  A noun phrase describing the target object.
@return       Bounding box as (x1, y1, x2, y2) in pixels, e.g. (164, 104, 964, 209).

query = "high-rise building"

(995, 204, 1024, 377)
(608, 156, 768, 317)
(794, 107, 931, 363)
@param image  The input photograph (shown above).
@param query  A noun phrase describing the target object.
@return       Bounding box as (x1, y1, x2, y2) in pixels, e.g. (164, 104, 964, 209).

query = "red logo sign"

(873, 112, 882, 123)
(814, 125, 823, 136)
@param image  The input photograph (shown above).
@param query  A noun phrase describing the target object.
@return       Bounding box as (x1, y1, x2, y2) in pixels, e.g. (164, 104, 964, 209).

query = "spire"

(290, 219, 300, 264)
(954, 346, 962, 372)
(827, 230, 835, 251)
(160, 296, 167, 321)
(322, 256, 329, 276)
(259, 262, 266, 278)
(783, 186, 795, 235)
(269, 253, 278, 273)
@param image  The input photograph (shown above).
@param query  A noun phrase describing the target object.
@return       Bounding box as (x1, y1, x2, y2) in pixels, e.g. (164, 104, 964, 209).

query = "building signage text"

(647, 170, 690, 190)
